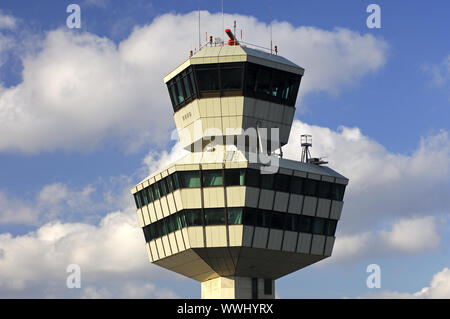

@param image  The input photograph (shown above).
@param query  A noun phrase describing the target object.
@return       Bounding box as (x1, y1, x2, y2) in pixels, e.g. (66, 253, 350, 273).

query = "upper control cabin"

(164, 45, 305, 151)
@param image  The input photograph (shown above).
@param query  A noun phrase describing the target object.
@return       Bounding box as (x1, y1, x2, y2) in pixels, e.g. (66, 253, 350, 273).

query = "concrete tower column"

(201, 276, 275, 299)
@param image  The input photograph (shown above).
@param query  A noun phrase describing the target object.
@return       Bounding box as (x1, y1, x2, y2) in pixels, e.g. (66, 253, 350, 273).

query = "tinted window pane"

(312, 218, 325, 234)
(274, 174, 290, 192)
(180, 171, 201, 188)
(325, 220, 337, 236)
(168, 83, 177, 109)
(270, 70, 286, 99)
(332, 184, 346, 201)
(285, 214, 299, 232)
(225, 169, 245, 186)
(138, 191, 145, 207)
(172, 172, 181, 190)
(243, 208, 257, 226)
(318, 181, 331, 198)
(261, 174, 274, 189)
(221, 66, 243, 90)
(185, 209, 203, 226)
(176, 79, 184, 103)
(158, 179, 168, 196)
(146, 187, 154, 202)
(141, 189, 149, 206)
(196, 67, 219, 91)
(245, 63, 258, 93)
(255, 210, 270, 228)
(182, 76, 191, 98)
(134, 193, 141, 208)
(255, 67, 271, 96)
(289, 176, 303, 195)
(298, 216, 312, 233)
(166, 175, 174, 193)
(168, 215, 176, 233)
(152, 184, 160, 200)
(245, 169, 261, 187)
(204, 208, 225, 225)
(178, 211, 187, 228)
(202, 170, 223, 187)
(227, 207, 243, 225)
(270, 212, 285, 229)
(303, 179, 318, 196)
(161, 220, 169, 236)
(189, 72, 197, 95)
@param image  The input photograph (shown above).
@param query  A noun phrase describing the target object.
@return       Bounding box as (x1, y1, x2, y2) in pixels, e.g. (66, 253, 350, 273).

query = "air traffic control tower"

(131, 30, 348, 299)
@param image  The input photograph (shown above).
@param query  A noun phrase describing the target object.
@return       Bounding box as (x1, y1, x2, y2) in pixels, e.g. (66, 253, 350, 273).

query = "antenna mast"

(301, 135, 312, 163)
(198, 9, 201, 49)
(270, 4, 273, 54)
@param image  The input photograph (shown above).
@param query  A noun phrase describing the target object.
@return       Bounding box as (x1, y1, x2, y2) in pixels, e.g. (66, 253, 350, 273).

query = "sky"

(0, 0, 449, 298)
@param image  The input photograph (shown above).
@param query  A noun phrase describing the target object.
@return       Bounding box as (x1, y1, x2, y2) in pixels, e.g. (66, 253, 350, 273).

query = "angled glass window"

(312, 218, 325, 234)
(151, 183, 160, 200)
(318, 181, 332, 199)
(225, 169, 245, 186)
(172, 172, 181, 190)
(182, 75, 191, 98)
(284, 214, 299, 232)
(202, 170, 223, 187)
(196, 64, 219, 92)
(134, 193, 141, 209)
(255, 66, 272, 97)
(177, 211, 187, 228)
(160, 219, 169, 236)
(298, 215, 313, 233)
(227, 207, 243, 225)
(261, 173, 275, 190)
(146, 187, 154, 202)
(204, 208, 226, 225)
(185, 209, 203, 226)
(331, 183, 346, 201)
(158, 179, 168, 197)
(255, 210, 270, 228)
(221, 62, 244, 91)
(243, 208, 257, 226)
(168, 214, 176, 233)
(303, 179, 318, 197)
(325, 220, 337, 236)
(166, 175, 174, 193)
(289, 176, 304, 195)
(176, 78, 185, 104)
(270, 212, 285, 229)
(141, 189, 149, 206)
(245, 168, 261, 188)
(180, 171, 201, 188)
(274, 173, 290, 192)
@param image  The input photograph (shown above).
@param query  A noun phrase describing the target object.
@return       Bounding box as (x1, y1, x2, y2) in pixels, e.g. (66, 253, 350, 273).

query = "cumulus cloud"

(423, 54, 450, 87)
(283, 121, 450, 231)
(327, 216, 442, 264)
(0, 12, 17, 30)
(0, 176, 134, 226)
(0, 206, 181, 298)
(0, 11, 388, 153)
(363, 267, 450, 299)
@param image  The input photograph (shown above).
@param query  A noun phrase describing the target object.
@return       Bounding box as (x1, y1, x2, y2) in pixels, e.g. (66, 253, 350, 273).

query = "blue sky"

(0, 0, 449, 298)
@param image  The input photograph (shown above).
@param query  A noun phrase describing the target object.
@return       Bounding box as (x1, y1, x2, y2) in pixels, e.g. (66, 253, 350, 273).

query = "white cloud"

(379, 217, 440, 254)
(364, 267, 450, 299)
(0, 206, 180, 297)
(0, 12, 17, 30)
(283, 121, 450, 231)
(327, 216, 442, 264)
(0, 11, 388, 153)
(423, 54, 450, 87)
(0, 192, 37, 225)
